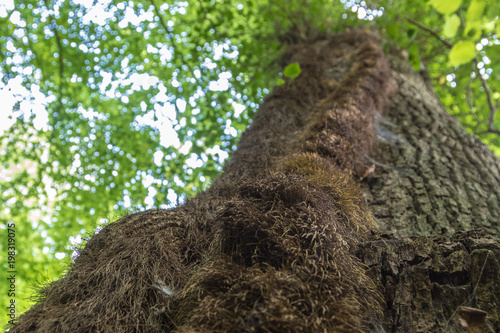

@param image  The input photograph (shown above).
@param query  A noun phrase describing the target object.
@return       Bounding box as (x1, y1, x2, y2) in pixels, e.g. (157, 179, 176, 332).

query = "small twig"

(407, 17, 499, 136)
(443, 252, 490, 331)
(473, 58, 499, 135)
(44, 0, 64, 115)
(149, 0, 196, 119)
(470, 252, 489, 303)
(476, 128, 500, 135)
(467, 61, 480, 133)
(406, 17, 452, 49)
(150, 0, 183, 64)
(151, 0, 210, 89)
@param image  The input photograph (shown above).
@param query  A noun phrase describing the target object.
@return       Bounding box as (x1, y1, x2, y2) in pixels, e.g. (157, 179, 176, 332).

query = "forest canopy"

(0, 0, 499, 329)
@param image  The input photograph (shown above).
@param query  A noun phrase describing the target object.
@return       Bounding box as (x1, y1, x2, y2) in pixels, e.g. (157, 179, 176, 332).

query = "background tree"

(1, 0, 499, 331)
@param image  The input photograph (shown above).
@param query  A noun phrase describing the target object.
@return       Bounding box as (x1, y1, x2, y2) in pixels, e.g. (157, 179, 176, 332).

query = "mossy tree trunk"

(10, 30, 500, 333)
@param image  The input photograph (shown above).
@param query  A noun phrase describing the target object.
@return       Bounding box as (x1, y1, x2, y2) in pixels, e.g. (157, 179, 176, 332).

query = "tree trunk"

(358, 42, 500, 333)
(10, 30, 500, 333)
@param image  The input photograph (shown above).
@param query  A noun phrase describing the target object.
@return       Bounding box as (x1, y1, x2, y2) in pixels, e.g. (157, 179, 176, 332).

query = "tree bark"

(357, 44, 500, 333)
(9, 30, 500, 332)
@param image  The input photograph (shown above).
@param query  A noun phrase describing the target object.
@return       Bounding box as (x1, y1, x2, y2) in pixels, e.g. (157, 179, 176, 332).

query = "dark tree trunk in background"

(10, 30, 500, 333)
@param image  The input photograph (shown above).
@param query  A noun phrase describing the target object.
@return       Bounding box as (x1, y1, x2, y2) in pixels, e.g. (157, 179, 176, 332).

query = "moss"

(281, 152, 378, 233)
(174, 173, 381, 332)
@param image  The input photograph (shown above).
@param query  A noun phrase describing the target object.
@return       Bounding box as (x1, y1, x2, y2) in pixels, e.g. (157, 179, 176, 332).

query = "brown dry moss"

(280, 152, 378, 233)
(11, 209, 189, 332)
(297, 36, 393, 176)
(173, 174, 381, 332)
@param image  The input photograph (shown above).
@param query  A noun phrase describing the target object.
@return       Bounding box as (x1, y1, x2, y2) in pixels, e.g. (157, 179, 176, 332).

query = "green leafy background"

(0, 0, 498, 328)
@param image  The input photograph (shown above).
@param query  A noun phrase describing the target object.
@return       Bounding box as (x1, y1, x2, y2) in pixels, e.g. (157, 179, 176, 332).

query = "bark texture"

(361, 55, 500, 238)
(357, 51, 500, 332)
(9, 30, 500, 332)
(359, 230, 500, 332)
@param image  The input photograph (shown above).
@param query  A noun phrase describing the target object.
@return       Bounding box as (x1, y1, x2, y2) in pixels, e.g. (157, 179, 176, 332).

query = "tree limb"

(467, 61, 481, 133)
(473, 58, 499, 135)
(407, 17, 498, 136)
(43, 0, 65, 115)
(406, 17, 452, 49)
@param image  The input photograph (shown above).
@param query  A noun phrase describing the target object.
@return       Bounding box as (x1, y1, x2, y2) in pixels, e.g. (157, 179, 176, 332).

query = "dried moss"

(174, 174, 381, 332)
(280, 152, 378, 233)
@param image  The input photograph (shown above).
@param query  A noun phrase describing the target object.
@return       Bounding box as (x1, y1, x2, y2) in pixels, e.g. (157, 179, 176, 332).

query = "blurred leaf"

(408, 44, 421, 70)
(486, 4, 500, 19)
(449, 40, 476, 66)
(407, 26, 418, 40)
(429, 0, 462, 15)
(466, 0, 486, 22)
(283, 62, 301, 79)
(443, 14, 461, 38)
(386, 23, 400, 38)
(464, 21, 481, 39)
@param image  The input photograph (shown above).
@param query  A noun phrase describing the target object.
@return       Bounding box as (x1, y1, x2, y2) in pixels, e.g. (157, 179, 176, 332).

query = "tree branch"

(473, 58, 499, 135)
(406, 17, 452, 49)
(44, 0, 64, 115)
(407, 17, 498, 136)
(467, 61, 480, 133)
(150, 0, 185, 66)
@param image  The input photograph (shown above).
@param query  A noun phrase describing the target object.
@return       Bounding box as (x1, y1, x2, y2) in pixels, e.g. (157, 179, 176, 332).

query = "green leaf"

(464, 21, 481, 39)
(449, 40, 476, 66)
(486, 4, 500, 19)
(277, 78, 285, 86)
(407, 26, 418, 40)
(442, 14, 460, 38)
(408, 44, 421, 70)
(283, 62, 301, 79)
(466, 0, 486, 22)
(386, 23, 400, 38)
(429, 0, 462, 15)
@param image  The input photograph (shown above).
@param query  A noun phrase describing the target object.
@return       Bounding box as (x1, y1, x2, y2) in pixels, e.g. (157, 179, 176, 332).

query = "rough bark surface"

(357, 52, 500, 332)
(359, 230, 500, 332)
(361, 56, 500, 239)
(9, 30, 500, 333)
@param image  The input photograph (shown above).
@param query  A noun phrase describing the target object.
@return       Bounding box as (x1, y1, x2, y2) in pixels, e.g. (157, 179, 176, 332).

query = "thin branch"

(150, 0, 206, 89)
(44, 0, 64, 115)
(473, 58, 498, 134)
(407, 17, 499, 136)
(150, 0, 186, 67)
(406, 17, 452, 49)
(476, 128, 500, 135)
(0, 44, 14, 79)
(149, 0, 206, 125)
(466, 61, 480, 133)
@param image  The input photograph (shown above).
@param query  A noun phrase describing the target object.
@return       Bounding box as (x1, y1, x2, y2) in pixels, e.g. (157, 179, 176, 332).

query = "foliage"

(0, 0, 498, 329)
(373, 0, 500, 150)
(277, 61, 301, 85)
